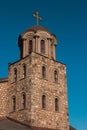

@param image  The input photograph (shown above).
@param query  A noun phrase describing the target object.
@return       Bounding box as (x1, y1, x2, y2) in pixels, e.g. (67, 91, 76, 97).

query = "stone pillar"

(47, 38, 50, 59)
(33, 36, 36, 52)
(38, 38, 40, 54)
(36, 36, 39, 53)
(23, 39, 26, 57)
(45, 39, 48, 57)
(26, 39, 28, 56)
(50, 39, 54, 59)
(53, 45, 56, 60)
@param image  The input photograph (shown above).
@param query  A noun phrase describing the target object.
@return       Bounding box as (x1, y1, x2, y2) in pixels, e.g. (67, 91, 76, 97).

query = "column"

(36, 35, 39, 53)
(53, 45, 56, 60)
(47, 38, 50, 58)
(50, 39, 54, 59)
(33, 35, 36, 52)
(26, 39, 28, 56)
(23, 39, 26, 57)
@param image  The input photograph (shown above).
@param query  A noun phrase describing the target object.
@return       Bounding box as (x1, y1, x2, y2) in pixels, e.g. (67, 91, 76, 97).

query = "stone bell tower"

(18, 26, 56, 60)
(8, 12, 69, 130)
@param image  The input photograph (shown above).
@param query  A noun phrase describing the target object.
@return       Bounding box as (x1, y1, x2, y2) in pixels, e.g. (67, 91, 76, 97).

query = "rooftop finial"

(32, 11, 43, 25)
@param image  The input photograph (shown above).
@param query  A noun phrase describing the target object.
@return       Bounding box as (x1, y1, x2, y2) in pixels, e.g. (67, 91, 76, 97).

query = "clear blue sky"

(0, 0, 87, 129)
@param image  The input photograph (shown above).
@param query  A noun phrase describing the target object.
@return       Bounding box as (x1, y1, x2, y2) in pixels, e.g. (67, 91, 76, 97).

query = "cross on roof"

(32, 11, 43, 25)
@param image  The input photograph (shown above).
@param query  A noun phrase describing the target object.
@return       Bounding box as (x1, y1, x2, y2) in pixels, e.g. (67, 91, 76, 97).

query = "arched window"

(14, 68, 17, 81)
(41, 40, 45, 54)
(22, 93, 26, 109)
(42, 95, 46, 109)
(55, 98, 59, 111)
(20, 43, 23, 59)
(42, 66, 46, 79)
(23, 64, 26, 78)
(54, 70, 58, 83)
(12, 96, 16, 112)
(29, 40, 33, 53)
(51, 44, 53, 59)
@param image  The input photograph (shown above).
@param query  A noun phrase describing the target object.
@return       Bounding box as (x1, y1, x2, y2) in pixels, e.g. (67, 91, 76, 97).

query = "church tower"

(7, 12, 69, 130)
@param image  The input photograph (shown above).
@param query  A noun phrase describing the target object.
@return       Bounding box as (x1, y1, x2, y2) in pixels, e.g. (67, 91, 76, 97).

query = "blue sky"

(0, 0, 87, 129)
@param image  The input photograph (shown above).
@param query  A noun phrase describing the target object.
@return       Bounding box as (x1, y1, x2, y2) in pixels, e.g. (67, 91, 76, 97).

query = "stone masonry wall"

(8, 55, 32, 123)
(0, 78, 8, 117)
(8, 52, 69, 130)
(30, 53, 69, 130)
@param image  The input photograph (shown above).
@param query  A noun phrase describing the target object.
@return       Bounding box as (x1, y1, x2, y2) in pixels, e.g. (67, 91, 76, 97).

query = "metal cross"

(32, 11, 42, 25)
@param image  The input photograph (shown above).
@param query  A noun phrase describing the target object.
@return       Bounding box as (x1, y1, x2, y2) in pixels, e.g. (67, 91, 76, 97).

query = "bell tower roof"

(18, 24, 57, 60)
(22, 25, 56, 38)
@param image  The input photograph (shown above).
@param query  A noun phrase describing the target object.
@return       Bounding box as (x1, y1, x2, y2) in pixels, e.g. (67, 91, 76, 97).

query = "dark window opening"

(23, 64, 26, 78)
(55, 98, 59, 111)
(20, 43, 23, 59)
(42, 95, 46, 109)
(42, 66, 46, 79)
(54, 70, 58, 83)
(41, 40, 45, 54)
(29, 40, 33, 53)
(51, 44, 53, 58)
(12, 96, 16, 112)
(22, 93, 26, 109)
(14, 68, 17, 82)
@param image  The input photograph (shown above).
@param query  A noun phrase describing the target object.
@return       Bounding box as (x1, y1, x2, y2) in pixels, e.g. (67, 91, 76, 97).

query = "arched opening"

(54, 70, 58, 83)
(23, 64, 26, 78)
(22, 93, 26, 109)
(42, 95, 46, 109)
(41, 40, 45, 54)
(12, 96, 16, 112)
(14, 68, 17, 82)
(55, 98, 59, 111)
(42, 66, 46, 79)
(29, 40, 33, 53)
